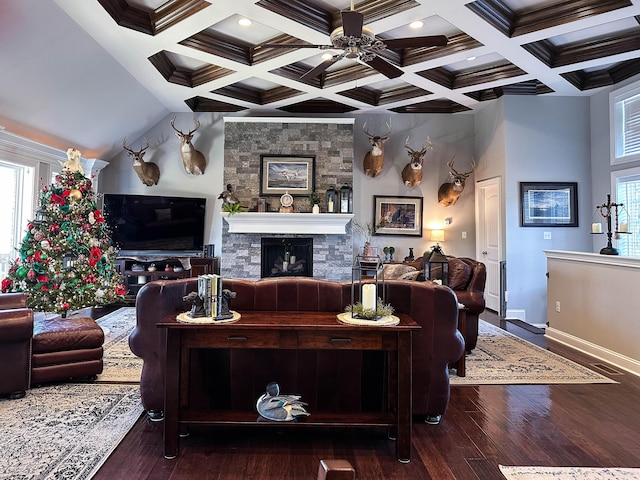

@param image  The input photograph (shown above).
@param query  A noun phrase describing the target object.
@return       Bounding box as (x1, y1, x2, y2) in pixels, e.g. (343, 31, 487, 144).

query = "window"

(613, 167, 640, 257)
(0, 161, 34, 279)
(611, 82, 640, 165)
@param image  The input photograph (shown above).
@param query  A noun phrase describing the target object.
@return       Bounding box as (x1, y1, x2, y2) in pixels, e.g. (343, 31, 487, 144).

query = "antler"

(363, 119, 392, 138)
(188, 117, 200, 135)
(406, 136, 433, 155)
(122, 137, 149, 155)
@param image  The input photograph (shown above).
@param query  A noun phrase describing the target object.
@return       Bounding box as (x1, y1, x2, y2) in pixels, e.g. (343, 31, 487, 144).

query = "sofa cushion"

(447, 258, 472, 290)
(425, 257, 472, 290)
(382, 263, 417, 280)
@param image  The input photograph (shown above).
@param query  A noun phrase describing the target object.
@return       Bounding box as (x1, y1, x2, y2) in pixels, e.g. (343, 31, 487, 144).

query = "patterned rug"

(500, 465, 640, 479)
(96, 307, 142, 383)
(0, 383, 143, 480)
(450, 321, 616, 385)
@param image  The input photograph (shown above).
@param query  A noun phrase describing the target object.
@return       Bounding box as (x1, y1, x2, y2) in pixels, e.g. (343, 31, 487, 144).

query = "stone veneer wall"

(221, 119, 354, 281)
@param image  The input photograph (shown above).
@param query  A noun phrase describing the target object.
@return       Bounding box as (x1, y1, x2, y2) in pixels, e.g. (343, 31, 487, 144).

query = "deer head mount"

(401, 136, 432, 187)
(122, 137, 160, 187)
(170, 117, 207, 175)
(362, 120, 391, 177)
(437, 158, 477, 206)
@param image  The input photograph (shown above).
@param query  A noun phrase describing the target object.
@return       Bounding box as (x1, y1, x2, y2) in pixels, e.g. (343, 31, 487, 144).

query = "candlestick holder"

(595, 194, 631, 255)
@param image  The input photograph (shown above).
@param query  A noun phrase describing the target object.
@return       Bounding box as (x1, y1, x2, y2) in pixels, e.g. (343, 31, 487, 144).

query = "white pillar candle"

(591, 222, 602, 233)
(619, 223, 628, 232)
(282, 261, 288, 272)
(328, 200, 334, 213)
(290, 255, 296, 264)
(362, 284, 377, 311)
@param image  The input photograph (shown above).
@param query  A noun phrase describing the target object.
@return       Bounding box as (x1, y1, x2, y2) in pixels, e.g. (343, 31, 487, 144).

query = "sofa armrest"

(0, 308, 34, 343)
(0, 293, 29, 310)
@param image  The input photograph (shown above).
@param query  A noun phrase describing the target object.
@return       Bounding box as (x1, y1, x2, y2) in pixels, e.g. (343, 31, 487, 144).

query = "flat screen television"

(102, 193, 206, 257)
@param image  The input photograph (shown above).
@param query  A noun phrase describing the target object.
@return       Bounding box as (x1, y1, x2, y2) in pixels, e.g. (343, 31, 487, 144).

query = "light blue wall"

(503, 96, 592, 325)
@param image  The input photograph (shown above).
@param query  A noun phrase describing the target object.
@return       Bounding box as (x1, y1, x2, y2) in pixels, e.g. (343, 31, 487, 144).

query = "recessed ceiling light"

(410, 21, 424, 29)
(321, 53, 333, 60)
(238, 18, 252, 26)
(467, 56, 477, 61)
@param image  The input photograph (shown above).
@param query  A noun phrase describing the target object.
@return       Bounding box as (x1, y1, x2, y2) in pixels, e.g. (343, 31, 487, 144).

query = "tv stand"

(115, 256, 219, 305)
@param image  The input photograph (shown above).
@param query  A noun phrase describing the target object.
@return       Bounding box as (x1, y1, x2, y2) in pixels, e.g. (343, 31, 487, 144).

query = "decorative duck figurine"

(218, 183, 240, 206)
(256, 382, 310, 422)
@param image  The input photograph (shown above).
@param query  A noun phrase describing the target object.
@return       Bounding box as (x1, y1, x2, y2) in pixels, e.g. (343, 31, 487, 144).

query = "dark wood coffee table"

(158, 311, 420, 463)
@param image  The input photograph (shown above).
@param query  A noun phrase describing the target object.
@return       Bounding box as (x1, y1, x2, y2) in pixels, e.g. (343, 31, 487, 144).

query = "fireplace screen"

(261, 237, 313, 278)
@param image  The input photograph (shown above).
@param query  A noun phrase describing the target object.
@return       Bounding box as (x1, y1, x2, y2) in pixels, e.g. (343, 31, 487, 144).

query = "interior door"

(475, 177, 502, 312)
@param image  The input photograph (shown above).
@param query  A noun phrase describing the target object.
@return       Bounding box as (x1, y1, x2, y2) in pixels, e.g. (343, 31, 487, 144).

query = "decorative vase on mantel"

(363, 242, 377, 260)
(312, 203, 320, 214)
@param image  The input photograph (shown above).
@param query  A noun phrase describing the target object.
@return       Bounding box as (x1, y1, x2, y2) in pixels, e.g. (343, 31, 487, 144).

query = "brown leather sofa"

(130, 276, 464, 423)
(0, 293, 34, 399)
(405, 256, 486, 352)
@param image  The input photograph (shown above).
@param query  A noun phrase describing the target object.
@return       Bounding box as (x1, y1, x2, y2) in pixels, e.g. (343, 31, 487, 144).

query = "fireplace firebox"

(261, 237, 313, 278)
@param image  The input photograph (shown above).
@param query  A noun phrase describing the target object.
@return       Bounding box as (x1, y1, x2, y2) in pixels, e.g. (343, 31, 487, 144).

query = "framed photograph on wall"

(519, 182, 578, 227)
(259, 155, 315, 196)
(373, 195, 423, 236)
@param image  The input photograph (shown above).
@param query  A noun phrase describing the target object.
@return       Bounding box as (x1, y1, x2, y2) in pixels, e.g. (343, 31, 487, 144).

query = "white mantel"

(223, 212, 353, 235)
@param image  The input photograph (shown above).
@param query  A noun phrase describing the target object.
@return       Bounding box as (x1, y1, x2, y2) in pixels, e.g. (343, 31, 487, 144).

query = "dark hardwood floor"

(91, 308, 640, 480)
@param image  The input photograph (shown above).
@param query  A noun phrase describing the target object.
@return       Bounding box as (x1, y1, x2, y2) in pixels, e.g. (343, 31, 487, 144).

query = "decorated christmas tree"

(1, 148, 126, 315)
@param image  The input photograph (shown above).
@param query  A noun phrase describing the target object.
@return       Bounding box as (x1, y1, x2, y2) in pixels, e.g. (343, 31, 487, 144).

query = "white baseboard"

(545, 327, 640, 377)
(506, 309, 525, 322)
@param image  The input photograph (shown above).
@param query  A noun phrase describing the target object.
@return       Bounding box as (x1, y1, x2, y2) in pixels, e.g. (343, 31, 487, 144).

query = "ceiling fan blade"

(365, 55, 404, 79)
(341, 10, 364, 37)
(300, 55, 343, 82)
(260, 44, 331, 49)
(383, 35, 448, 50)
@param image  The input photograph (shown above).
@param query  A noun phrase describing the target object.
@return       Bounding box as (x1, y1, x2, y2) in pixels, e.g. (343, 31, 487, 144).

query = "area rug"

(0, 383, 143, 480)
(500, 465, 640, 479)
(450, 320, 615, 385)
(96, 307, 142, 383)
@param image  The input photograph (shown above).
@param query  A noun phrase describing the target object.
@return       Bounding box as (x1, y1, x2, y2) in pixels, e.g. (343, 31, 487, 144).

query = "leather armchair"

(0, 293, 34, 399)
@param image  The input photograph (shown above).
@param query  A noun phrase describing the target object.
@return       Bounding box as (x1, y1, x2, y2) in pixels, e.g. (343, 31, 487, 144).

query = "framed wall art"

(259, 154, 315, 196)
(373, 195, 423, 237)
(519, 182, 578, 227)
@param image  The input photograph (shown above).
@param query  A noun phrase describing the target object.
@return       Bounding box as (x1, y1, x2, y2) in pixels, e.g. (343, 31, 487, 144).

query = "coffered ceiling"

(59, 0, 640, 115)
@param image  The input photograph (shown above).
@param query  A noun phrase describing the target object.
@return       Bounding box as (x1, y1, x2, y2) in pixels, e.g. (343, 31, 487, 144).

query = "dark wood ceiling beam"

(270, 64, 323, 89)
(149, 51, 234, 88)
(468, 0, 631, 38)
(252, 35, 312, 64)
(97, 0, 209, 36)
(512, 0, 631, 37)
(151, 0, 210, 34)
(403, 33, 483, 66)
(278, 100, 358, 113)
(331, 0, 420, 29)
(391, 99, 471, 114)
(339, 87, 379, 105)
(256, 0, 333, 35)
(262, 86, 303, 104)
(561, 58, 640, 90)
(184, 96, 247, 112)
(180, 31, 251, 65)
(524, 31, 640, 67)
(466, 0, 516, 37)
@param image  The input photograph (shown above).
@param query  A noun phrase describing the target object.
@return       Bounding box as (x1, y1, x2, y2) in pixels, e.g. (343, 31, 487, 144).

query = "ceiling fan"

(260, 1, 448, 82)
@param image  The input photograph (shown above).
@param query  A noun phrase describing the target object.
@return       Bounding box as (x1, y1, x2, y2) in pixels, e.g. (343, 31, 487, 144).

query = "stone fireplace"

(221, 117, 355, 281)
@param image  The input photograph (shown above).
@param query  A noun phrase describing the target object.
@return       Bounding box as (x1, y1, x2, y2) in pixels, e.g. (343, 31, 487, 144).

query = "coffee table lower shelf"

(181, 409, 396, 428)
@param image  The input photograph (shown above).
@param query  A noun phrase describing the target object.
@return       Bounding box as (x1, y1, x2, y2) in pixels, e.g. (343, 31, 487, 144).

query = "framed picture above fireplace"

(259, 155, 315, 196)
